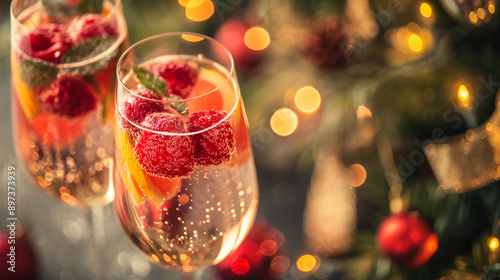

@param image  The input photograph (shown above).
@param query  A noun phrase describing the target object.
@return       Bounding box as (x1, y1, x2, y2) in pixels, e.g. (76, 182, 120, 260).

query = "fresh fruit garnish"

(38, 74, 98, 118)
(32, 112, 89, 147)
(146, 175, 182, 205)
(70, 13, 117, 44)
(187, 110, 235, 166)
(115, 127, 181, 206)
(119, 88, 164, 132)
(148, 60, 199, 98)
(133, 67, 167, 96)
(115, 127, 150, 196)
(19, 23, 73, 64)
(62, 37, 116, 75)
(133, 67, 188, 115)
(115, 144, 144, 206)
(135, 112, 194, 178)
(19, 58, 59, 88)
(11, 56, 43, 118)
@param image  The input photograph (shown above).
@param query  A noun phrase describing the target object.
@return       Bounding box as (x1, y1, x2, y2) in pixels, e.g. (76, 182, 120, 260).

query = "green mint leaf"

(164, 95, 189, 115)
(78, 0, 103, 14)
(61, 37, 116, 75)
(133, 67, 188, 115)
(20, 59, 58, 88)
(133, 67, 168, 96)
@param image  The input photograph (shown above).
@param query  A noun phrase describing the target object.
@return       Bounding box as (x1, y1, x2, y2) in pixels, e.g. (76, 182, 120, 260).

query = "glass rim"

(116, 32, 235, 104)
(10, 0, 123, 34)
(116, 32, 239, 137)
(10, 0, 126, 68)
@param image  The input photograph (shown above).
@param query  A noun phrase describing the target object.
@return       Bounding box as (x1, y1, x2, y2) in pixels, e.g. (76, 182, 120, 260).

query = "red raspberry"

(70, 14, 118, 44)
(187, 110, 235, 166)
(38, 74, 98, 118)
(119, 89, 164, 132)
(148, 60, 199, 98)
(135, 113, 194, 178)
(20, 23, 73, 63)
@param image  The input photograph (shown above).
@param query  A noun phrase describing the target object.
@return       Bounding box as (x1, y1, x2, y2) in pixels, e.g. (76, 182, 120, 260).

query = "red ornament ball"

(215, 216, 289, 280)
(376, 212, 438, 270)
(0, 230, 39, 280)
(215, 19, 264, 73)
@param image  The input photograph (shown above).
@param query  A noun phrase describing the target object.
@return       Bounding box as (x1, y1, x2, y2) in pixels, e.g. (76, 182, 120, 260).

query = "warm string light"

(348, 164, 367, 187)
(469, 11, 479, 24)
(408, 34, 423, 53)
(181, 34, 204, 42)
(386, 23, 434, 59)
(178, 0, 190, 6)
(296, 254, 319, 273)
(270, 108, 298, 136)
(244, 27, 271, 51)
(294, 86, 321, 113)
(454, 80, 474, 113)
(181, 0, 214, 22)
(420, 2, 432, 18)
(488, 236, 500, 251)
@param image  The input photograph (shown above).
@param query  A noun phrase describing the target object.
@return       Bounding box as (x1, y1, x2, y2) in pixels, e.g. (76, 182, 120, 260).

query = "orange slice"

(114, 127, 181, 206)
(11, 55, 43, 119)
(115, 145, 144, 205)
(188, 68, 237, 112)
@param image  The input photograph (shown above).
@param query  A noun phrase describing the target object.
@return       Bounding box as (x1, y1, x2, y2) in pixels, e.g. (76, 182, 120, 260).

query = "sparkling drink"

(11, 0, 128, 206)
(114, 33, 259, 273)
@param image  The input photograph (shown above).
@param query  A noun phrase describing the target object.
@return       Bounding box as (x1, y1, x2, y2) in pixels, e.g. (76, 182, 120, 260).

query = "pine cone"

(302, 16, 350, 69)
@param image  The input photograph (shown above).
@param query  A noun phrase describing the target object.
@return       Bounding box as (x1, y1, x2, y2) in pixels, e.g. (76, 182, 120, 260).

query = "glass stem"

(91, 204, 106, 247)
(87, 204, 106, 279)
(183, 269, 203, 280)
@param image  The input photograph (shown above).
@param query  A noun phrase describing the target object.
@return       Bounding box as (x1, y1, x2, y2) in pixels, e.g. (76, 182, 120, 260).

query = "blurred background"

(2, 0, 500, 279)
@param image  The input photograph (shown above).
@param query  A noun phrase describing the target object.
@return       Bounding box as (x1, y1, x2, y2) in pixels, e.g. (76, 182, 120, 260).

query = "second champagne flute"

(10, 0, 128, 276)
(114, 33, 259, 278)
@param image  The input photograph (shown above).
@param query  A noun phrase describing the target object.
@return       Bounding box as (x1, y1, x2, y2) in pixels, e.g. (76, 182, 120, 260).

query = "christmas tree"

(160, 0, 500, 279)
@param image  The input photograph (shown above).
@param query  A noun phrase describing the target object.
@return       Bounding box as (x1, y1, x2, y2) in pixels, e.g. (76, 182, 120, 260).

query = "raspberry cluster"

(119, 61, 235, 179)
(21, 13, 120, 119)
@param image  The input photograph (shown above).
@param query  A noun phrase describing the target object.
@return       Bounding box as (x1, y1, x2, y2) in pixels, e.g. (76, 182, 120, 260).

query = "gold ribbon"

(424, 93, 500, 192)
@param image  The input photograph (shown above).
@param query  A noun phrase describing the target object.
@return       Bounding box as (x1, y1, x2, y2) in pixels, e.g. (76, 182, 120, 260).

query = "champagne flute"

(10, 0, 128, 273)
(114, 33, 259, 278)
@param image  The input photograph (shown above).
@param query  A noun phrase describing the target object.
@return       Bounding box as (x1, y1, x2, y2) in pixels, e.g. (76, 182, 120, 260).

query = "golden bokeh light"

(260, 240, 278, 256)
(185, 0, 214, 22)
(488, 236, 499, 251)
(348, 164, 367, 187)
(469, 11, 479, 23)
(420, 2, 432, 18)
(489, 3, 496, 14)
(295, 86, 321, 113)
(477, 8, 486, 19)
(357, 105, 372, 119)
(181, 34, 204, 42)
(178, 0, 190, 6)
(408, 34, 423, 53)
(296, 254, 318, 272)
(244, 27, 271, 51)
(456, 82, 474, 112)
(270, 108, 299, 137)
